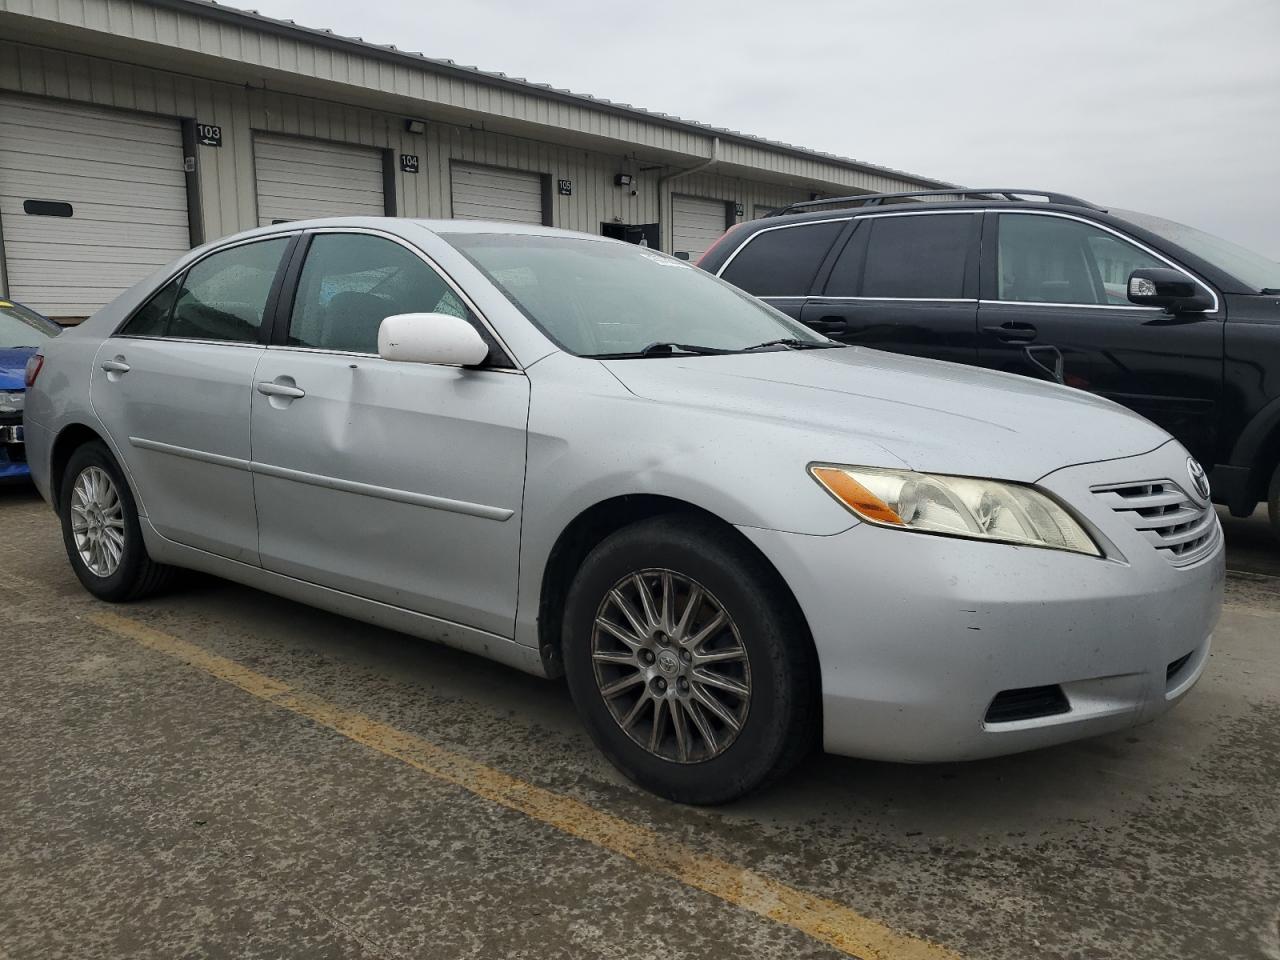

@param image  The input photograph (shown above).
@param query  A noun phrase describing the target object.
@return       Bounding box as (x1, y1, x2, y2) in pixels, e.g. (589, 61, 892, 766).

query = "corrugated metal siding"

(0, 91, 189, 316)
(1, 0, 938, 193)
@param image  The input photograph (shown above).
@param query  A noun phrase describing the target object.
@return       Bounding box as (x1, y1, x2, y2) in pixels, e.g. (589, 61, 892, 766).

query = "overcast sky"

(253, 0, 1280, 260)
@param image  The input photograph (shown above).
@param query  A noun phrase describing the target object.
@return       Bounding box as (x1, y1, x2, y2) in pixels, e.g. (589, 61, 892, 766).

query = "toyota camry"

(23, 219, 1225, 803)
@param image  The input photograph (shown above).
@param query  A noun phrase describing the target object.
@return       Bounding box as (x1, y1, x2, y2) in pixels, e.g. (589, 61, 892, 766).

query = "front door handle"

(100, 358, 131, 374)
(806, 316, 848, 334)
(256, 380, 305, 399)
(982, 322, 1038, 343)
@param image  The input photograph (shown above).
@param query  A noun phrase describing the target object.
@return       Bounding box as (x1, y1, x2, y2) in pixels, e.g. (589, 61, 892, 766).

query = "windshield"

(1114, 209, 1280, 293)
(0, 301, 60, 348)
(442, 234, 829, 357)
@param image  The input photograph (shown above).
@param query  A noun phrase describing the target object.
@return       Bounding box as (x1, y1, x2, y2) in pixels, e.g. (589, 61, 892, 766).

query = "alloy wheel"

(70, 465, 126, 578)
(591, 568, 751, 763)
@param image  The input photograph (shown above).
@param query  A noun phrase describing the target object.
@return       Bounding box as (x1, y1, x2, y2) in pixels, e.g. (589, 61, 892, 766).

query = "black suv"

(697, 188, 1280, 540)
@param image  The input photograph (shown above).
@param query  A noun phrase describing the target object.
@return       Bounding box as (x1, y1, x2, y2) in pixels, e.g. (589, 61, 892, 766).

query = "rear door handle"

(256, 380, 305, 399)
(805, 316, 848, 334)
(982, 322, 1038, 343)
(100, 358, 131, 374)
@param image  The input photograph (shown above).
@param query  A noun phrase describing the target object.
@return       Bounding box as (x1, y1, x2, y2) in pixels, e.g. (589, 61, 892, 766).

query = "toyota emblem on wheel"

(1187, 458, 1211, 502)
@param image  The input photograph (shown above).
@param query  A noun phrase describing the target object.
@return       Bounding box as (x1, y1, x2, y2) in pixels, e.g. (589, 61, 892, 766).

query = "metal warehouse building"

(0, 0, 946, 321)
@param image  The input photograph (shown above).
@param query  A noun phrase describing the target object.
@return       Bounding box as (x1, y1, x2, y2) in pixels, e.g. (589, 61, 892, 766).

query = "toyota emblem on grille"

(1187, 458, 1211, 502)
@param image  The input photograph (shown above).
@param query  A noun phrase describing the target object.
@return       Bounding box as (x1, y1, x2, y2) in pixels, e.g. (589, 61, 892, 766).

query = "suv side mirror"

(1127, 267, 1213, 314)
(378, 313, 490, 366)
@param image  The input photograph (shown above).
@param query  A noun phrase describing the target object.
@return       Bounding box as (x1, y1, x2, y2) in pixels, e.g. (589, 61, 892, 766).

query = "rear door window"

(719, 221, 845, 297)
(166, 238, 290, 342)
(826, 213, 976, 298)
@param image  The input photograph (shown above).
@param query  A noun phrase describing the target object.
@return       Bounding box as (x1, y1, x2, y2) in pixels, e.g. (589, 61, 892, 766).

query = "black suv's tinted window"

(166, 238, 289, 342)
(998, 213, 1167, 306)
(719, 221, 844, 296)
(288, 234, 474, 354)
(827, 213, 976, 298)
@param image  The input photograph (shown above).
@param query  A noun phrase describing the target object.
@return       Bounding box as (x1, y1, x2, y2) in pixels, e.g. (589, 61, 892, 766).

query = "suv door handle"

(982, 322, 1038, 343)
(100, 358, 131, 374)
(256, 380, 305, 399)
(806, 316, 848, 334)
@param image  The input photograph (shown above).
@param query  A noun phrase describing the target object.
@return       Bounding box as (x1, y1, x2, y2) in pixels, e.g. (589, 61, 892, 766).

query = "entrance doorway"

(601, 222, 660, 249)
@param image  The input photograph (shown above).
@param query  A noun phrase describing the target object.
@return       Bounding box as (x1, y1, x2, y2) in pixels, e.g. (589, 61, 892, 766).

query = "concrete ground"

(2, 487, 1277, 960)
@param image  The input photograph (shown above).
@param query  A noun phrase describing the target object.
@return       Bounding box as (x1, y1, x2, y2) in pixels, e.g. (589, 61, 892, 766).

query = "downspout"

(657, 136, 719, 254)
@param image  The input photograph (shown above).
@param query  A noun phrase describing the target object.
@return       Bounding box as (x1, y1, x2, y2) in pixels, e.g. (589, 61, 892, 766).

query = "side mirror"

(377, 313, 490, 367)
(1127, 267, 1213, 314)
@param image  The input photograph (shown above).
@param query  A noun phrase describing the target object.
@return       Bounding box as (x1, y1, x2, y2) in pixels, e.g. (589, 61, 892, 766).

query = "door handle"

(806, 316, 848, 334)
(256, 380, 306, 399)
(100, 358, 131, 374)
(982, 322, 1037, 343)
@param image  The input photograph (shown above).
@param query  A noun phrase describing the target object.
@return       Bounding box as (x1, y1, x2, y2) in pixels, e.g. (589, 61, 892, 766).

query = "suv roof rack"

(769, 188, 1103, 217)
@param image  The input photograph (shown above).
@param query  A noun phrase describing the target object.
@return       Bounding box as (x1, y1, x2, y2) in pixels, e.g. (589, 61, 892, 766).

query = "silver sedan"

(23, 218, 1225, 803)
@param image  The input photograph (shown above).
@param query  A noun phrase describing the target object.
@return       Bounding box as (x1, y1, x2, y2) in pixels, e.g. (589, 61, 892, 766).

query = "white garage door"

(0, 94, 190, 320)
(671, 195, 729, 262)
(254, 134, 386, 226)
(451, 164, 545, 224)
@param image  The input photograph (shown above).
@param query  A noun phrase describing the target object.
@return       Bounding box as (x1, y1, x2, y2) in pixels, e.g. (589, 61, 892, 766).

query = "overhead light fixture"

(405, 119, 426, 135)
(614, 173, 634, 187)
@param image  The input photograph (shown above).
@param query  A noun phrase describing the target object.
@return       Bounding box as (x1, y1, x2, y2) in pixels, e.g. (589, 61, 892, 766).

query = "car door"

(250, 229, 530, 638)
(976, 211, 1224, 463)
(90, 234, 294, 562)
(716, 218, 849, 321)
(799, 211, 981, 364)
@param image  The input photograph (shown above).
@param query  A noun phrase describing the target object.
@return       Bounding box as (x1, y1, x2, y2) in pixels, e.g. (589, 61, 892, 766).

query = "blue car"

(1, 300, 61, 482)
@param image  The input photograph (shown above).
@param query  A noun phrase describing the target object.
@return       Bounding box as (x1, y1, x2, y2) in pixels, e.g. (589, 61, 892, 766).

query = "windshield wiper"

(741, 338, 843, 352)
(587, 341, 733, 359)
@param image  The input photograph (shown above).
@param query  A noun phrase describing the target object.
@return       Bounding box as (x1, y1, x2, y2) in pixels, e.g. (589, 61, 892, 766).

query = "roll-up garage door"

(0, 94, 190, 320)
(254, 134, 386, 226)
(671, 195, 730, 262)
(450, 164, 545, 224)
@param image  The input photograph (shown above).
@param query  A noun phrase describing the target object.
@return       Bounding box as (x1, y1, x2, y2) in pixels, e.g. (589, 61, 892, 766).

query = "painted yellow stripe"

(89, 610, 961, 960)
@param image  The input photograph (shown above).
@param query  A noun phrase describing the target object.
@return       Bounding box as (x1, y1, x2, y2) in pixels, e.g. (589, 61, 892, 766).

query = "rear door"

(90, 234, 294, 563)
(716, 218, 849, 321)
(799, 211, 981, 364)
(975, 211, 1224, 462)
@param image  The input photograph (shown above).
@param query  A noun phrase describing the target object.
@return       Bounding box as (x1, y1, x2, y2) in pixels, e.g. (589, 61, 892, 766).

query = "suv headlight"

(809, 464, 1100, 556)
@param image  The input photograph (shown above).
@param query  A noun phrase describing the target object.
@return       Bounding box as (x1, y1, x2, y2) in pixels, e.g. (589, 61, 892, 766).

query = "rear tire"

(59, 441, 173, 602)
(562, 514, 818, 804)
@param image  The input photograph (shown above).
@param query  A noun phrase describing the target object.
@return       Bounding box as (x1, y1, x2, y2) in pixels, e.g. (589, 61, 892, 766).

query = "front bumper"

(0, 419, 29, 481)
(740, 440, 1225, 763)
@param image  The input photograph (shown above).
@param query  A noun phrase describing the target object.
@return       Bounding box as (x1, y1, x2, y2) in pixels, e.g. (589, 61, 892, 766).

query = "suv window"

(826, 213, 976, 298)
(998, 214, 1167, 306)
(719, 221, 845, 297)
(289, 234, 473, 354)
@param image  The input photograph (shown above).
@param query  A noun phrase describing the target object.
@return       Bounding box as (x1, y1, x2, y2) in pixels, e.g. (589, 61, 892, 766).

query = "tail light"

(24, 354, 44, 388)
(695, 221, 751, 270)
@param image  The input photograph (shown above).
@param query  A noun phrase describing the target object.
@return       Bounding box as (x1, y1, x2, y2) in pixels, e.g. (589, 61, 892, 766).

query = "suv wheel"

(60, 441, 173, 602)
(562, 515, 817, 804)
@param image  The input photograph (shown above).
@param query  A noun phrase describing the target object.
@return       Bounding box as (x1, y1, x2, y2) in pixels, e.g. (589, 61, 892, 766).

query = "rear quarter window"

(719, 221, 845, 297)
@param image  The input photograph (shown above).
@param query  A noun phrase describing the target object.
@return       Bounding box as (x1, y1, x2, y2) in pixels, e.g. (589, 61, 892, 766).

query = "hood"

(602, 347, 1171, 481)
(0, 347, 35, 390)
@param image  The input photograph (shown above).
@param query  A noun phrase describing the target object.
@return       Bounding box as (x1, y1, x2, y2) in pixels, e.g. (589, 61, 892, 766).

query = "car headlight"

(0, 391, 22, 414)
(809, 464, 1101, 556)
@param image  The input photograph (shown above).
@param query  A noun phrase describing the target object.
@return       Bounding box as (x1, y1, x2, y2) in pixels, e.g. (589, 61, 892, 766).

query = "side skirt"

(139, 519, 549, 679)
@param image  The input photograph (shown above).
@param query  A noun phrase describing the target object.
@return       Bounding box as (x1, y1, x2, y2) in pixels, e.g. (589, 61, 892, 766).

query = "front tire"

(59, 441, 173, 602)
(562, 515, 818, 804)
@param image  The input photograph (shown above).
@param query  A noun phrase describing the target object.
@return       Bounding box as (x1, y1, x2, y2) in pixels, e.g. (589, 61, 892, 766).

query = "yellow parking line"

(88, 610, 961, 960)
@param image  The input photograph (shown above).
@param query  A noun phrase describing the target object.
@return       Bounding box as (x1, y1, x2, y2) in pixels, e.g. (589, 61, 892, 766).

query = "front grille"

(985, 684, 1071, 724)
(1092, 479, 1218, 565)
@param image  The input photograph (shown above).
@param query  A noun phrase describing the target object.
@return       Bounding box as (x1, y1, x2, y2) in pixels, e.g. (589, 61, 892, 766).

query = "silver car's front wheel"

(70, 465, 126, 578)
(592, 569, 751, 764)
